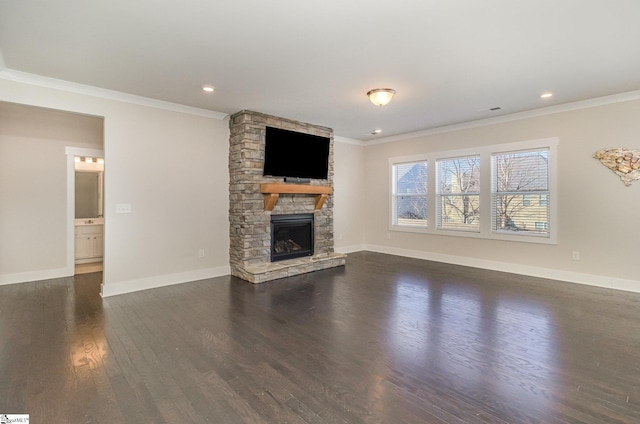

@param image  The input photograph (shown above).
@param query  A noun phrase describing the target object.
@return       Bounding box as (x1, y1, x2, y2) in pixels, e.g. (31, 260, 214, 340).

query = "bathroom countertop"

(75, 218, 104, 226)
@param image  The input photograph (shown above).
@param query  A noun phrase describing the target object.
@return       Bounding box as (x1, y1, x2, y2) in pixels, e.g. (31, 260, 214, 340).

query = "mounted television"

(263, 126, 330, 180)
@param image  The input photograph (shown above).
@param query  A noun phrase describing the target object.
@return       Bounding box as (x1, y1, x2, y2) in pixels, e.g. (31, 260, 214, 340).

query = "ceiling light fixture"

(371, 129, 382, 135)
(367, 88, 396, 106)
(540, 92, 553, 99)
(202, 85, 215, 93)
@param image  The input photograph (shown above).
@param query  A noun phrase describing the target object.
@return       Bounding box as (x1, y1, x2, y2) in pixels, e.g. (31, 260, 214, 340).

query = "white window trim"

(389, 154, 430, 232)
(435, 154, 481, 233)
(389, 137, 558, 245)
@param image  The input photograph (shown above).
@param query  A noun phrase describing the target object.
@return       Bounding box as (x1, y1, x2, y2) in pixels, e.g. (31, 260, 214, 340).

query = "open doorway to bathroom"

(74, 155, 104, 275)
(0, 101, 104, 286)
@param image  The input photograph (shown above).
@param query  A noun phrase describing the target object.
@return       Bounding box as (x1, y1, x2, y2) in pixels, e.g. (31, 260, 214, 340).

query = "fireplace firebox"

(270, 214, 314, 262)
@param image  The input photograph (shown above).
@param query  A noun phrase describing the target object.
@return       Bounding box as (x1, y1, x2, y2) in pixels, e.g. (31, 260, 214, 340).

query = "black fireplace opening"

(270, 213, 314, 262)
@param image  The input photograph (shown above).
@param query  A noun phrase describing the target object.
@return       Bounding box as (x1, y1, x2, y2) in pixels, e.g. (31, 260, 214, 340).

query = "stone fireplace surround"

(229, 110, 346, 283)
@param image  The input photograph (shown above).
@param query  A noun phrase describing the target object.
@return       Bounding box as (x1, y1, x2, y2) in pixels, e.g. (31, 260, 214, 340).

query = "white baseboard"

(101, 265, 231, 297)
(362, 244, 640, 294)
(7, 248, 637, 296)
(0, 266, 73, 286)
(335, 244, 366, 254)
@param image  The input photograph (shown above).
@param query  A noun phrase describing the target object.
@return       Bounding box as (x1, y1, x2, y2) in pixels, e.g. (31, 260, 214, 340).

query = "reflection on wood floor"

(1, 251, 640, 423)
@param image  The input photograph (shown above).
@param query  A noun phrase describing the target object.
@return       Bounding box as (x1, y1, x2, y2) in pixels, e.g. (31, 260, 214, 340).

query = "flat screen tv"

(263, 126, 330, 180)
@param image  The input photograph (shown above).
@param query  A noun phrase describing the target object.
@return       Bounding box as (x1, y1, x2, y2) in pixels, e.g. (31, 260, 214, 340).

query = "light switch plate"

(116, 203, 132, 214)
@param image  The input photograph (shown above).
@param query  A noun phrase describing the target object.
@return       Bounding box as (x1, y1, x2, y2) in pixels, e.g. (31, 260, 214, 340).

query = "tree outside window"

(492, 149, 549, 235)
(436, 156, 480, 231)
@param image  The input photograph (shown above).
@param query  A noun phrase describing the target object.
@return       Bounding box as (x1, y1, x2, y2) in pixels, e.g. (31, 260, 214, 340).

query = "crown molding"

(334, 135, 365, 146)
(0, 69, 228, 120)
(364, 90, 640, 146)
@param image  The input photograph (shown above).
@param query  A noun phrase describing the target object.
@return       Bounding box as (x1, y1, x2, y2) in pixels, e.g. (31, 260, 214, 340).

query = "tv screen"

(263, 126, 330, 180)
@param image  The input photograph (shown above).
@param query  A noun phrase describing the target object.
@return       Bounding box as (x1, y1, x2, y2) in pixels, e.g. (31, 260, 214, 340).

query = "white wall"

(362, 98, 640, 292)
(333, 139, 366, 253)
(0, 78, 231, 295)
(0, 102, 103, 282)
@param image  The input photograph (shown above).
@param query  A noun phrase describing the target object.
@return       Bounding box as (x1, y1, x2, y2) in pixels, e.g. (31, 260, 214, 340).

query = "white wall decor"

(593, 147, 640, 186)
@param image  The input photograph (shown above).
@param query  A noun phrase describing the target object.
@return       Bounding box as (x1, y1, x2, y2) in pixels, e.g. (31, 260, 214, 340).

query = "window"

(539, 194, 548, 206)
(535, 222, 549, 231)
(436, 156, 480, 231)
(392, 161, 428, 227)
(491, 148, 550, 236)
(389, 138, 557, 244)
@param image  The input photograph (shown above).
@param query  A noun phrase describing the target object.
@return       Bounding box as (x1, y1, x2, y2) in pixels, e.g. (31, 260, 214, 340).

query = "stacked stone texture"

(229, 110, 344, 283)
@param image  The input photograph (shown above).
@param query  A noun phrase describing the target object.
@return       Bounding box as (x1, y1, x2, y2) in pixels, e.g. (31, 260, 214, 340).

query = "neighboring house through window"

(491, 148, 550, 236)
(392, 161, 428, 228)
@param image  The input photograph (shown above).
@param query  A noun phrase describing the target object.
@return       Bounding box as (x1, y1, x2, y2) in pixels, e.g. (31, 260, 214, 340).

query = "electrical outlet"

(572, 251, 580, 261)
(198, 249, 205, 258)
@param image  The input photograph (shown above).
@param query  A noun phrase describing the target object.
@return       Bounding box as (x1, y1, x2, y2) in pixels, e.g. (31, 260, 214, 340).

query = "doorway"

(74, 155, 104, 275)
(65, 147, 105, 276)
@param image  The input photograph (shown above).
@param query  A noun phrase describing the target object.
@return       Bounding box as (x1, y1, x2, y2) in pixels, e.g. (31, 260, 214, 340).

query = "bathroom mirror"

(75, 170, 103, 219)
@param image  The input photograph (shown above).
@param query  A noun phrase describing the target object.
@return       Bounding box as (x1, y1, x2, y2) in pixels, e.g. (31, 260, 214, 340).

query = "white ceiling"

(1, 0, 640, 141)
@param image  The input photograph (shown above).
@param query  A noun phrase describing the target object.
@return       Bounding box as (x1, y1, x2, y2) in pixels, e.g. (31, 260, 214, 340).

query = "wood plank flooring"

(1, 251, 640, 423)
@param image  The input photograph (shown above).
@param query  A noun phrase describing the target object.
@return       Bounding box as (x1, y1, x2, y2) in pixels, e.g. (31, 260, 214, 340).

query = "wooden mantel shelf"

(260, 183, 333, 211)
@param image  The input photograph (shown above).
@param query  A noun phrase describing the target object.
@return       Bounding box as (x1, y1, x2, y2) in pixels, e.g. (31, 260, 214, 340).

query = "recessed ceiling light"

(540, 92, 553, 99)
(202, 85, 215, 93)
(371, 129, 382, 135)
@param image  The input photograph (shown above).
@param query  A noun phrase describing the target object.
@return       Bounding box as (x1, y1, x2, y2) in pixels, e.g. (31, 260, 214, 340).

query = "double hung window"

(491, 149, 550, 236)
(436, 156, 481, 231)
(392, 161, 428, 227)
(389, 138, 557, 244)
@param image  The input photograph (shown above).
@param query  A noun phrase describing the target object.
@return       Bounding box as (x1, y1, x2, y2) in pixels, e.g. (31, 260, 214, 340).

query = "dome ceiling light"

(367, 88, 396, 106)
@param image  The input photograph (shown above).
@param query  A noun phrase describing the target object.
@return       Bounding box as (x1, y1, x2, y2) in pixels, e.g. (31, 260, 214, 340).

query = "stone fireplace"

(228, 110, 346, 283)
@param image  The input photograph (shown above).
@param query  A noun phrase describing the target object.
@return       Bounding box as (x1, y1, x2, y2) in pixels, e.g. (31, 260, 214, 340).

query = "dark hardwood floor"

(1, 251, 640, 423)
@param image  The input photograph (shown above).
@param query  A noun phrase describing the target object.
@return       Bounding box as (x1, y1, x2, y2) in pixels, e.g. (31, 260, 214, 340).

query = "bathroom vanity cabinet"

(75, 221, 104, 263)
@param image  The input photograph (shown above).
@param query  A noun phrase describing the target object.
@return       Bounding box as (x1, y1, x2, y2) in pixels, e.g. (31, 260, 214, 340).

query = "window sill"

(390, 225, 557, 245)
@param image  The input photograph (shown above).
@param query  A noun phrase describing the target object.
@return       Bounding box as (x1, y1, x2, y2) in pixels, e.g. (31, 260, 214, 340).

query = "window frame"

(390, 156, 430, 231)
(389, 137, 558, 244)
(491, 147, 551, 238)
(435, 155, 482, 233)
